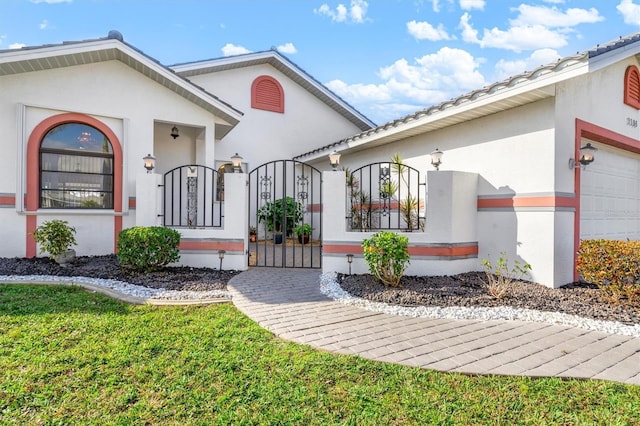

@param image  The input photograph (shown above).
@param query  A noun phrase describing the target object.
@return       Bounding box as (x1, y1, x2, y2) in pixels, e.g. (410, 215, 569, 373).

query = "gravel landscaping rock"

(0, 255, 238, 292)
(336, 272, 640, 326)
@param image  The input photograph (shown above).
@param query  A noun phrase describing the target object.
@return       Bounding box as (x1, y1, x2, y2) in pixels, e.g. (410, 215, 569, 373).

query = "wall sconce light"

(329, 149, 341, 171)
(170, 125, 180, 139)
(569, 143, 597, 169)
(430, 148, 444, 171)
(230, 153, 243, 173)
(218, 250, 226, 270)
(143, 153, 156, 173)
(346, 253, 354, 275)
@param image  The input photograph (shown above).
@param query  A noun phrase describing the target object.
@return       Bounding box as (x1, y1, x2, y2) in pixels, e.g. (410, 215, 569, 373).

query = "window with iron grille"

(39, 123, 114, 209)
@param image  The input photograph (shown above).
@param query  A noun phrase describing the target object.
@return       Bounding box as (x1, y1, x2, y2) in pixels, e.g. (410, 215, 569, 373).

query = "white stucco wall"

(184, 64, 366, 171)
(1, 59, 221, 257)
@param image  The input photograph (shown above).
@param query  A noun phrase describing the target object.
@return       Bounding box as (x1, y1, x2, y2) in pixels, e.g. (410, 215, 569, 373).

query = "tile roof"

(293, 31, 640, 161)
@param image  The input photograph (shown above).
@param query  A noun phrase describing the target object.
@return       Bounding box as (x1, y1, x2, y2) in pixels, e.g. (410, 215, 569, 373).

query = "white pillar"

(425, 170, 478, 242)
(135, 172, 162, 226)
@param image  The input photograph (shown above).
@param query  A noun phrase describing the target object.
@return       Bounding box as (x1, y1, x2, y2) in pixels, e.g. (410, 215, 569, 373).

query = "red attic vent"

(624, 65, 640, 109)
(251, 75, 284, 113)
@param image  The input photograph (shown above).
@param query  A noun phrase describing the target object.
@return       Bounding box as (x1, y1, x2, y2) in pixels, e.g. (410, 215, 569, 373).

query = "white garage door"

(580, 142, 640, 240)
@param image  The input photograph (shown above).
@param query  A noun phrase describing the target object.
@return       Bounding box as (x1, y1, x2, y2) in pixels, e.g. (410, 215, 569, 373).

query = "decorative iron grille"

(162, 165, 223, 228)
(346, 162, 425, 232)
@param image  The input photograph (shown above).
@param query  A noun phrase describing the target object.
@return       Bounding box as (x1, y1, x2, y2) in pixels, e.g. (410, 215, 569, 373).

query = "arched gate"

(248, 160, 322, 268)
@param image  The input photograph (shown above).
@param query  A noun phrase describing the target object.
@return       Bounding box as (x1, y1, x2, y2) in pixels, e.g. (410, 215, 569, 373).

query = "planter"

(54, 249, 76, 266)
(249, 234, 257, 242)
(274, 234, 283, 244)
(297, 234, 310, 244)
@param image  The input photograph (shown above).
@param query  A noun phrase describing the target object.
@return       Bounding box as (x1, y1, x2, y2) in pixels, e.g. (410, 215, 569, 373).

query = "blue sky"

(2, 0, 640, 125)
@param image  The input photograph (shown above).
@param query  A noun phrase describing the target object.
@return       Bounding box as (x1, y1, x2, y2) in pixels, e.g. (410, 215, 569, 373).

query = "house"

(295, 32, 640, 288)
(0, 30, 372, 269)
(4, 29, 640, 288)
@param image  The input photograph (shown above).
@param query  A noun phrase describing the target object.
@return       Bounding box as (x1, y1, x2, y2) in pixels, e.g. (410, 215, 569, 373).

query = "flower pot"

(249, 234, 257, 242)
(298, 234, 310, 244)
(274, 234, 283, 244)
(54, 249, 76, 266)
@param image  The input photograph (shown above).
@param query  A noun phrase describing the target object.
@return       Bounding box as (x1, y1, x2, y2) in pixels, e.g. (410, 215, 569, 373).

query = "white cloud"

(276, 43, 297, 54)
(459, 0, 485, 11)
(511, 4, 604, 27)
(459, 12, 568, 52)
(618, 0, 640, 25)
(39, 20, 49, 30)
(326, 47, 486, 123)
(432, 0, 440, 12)
(543, 0, 565, 3)
(221, 43, 252, 56)
(30, 0, 72, 3)
(9, 43, 27, 49)
(407, 20, 452, 41)
(314, 0, 369, 23)
(494, 48, 561, 80)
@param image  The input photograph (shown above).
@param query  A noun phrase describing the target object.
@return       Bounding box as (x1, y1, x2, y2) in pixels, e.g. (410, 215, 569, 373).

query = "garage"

(580, 141, 640, 240)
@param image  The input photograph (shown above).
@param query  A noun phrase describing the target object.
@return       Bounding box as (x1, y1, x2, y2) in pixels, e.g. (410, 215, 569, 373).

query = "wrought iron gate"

(248, 160, 322, 268)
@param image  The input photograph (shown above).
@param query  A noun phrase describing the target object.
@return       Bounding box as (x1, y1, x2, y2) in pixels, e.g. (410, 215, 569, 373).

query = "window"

(251, 75, 284, 113)
(40, 123, 114, 209)
(624, 65, 640, 109)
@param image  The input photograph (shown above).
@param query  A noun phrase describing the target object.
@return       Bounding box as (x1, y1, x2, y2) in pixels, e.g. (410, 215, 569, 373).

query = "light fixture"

(329, 150, 341, 171)
(569, 143, 598, 169)
(143, 153, 156, 173)
(346, 253, 354, 275)
(170, 125, 180, 139)
(230, 153, 243, 173)
(430, 148, 444, 171)
(218, 250, 226, 270)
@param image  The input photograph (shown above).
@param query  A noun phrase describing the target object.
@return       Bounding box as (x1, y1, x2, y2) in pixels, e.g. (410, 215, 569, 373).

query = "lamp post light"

(569, 143, 598, 169)
(346, 253, 354, 275)
(218, 250, 226, 270)
(143, 153, 156, 173)
(170, 125, 180, 139)
(329, 150, 341, 171)
(230, 153, 243, 173)
(430, 148, 443, 171)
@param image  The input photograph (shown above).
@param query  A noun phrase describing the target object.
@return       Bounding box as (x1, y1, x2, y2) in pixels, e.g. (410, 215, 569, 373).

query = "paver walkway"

(228, 268, 640, 385)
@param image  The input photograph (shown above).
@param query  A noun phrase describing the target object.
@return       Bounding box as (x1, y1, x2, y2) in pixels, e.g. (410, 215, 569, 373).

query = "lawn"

(1, 284, 638, 425)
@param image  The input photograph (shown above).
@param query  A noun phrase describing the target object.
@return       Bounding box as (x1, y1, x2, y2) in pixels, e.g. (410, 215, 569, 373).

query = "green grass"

(1, 285, 638, 425)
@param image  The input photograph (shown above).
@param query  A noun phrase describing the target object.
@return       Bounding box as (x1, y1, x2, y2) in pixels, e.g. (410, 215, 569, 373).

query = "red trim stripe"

(323, 243, 477, 257)
(477, 195, 576, 209)
(0, 196, 15, 206)
(179, 241, 244, 251)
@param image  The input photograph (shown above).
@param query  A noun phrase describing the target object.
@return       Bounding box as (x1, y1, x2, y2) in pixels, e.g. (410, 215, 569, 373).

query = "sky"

(2, 0, 640, 125)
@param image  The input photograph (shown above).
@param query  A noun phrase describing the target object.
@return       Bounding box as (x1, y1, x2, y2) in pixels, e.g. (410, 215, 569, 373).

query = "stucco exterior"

(4, 30, 640, 288)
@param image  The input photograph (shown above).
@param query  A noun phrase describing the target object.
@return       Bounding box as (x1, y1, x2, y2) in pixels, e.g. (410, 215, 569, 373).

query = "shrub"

(577, 239, 640, 305)
(482, 252, 532, 299)
(31, 219, 77, 258)
(362, 231, 410, 287)
(117, 226, 181, 272)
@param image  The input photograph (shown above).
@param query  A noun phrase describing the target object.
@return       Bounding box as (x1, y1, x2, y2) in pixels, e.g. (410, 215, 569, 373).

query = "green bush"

(577, 239, 640, 305)
(31, 219, 77, 258)
(362, 231, 410, 287)
(117, 226, 181, 272)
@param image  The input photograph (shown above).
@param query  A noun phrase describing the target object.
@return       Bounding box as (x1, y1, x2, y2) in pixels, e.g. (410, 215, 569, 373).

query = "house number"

(627, 117, 638, 128)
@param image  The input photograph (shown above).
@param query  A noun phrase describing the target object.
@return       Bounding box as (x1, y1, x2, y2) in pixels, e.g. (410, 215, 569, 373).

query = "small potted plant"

(294, 223, 313, 244)
(31, 219, 77, 265)
(249, 226, 257, 242)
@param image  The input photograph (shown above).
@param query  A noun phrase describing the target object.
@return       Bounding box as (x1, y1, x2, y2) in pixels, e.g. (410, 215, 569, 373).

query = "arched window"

(624, 65, 640, 109)
(251, 75, 284, 113)
(40, 123, 114, 209)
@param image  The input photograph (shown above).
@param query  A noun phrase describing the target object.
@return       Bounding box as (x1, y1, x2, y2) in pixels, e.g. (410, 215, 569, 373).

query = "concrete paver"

(228, 268, 640, 385)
